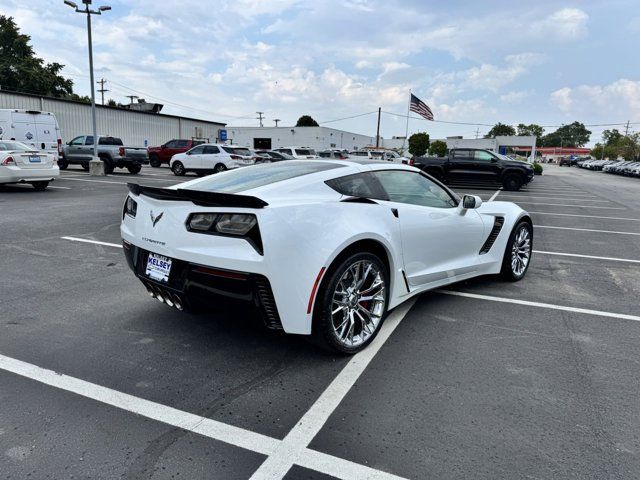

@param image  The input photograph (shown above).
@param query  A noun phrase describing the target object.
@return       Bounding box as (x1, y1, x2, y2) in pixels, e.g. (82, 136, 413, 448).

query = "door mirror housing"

(461, 194, 482, 209)
(161, 144, 166, 149)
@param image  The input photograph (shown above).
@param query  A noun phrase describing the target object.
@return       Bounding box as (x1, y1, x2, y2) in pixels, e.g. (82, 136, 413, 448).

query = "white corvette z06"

(120, 160, 533, 353)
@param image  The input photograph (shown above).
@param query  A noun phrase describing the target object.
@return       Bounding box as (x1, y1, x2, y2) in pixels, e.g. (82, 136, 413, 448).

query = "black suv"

(415, 148, 534, 191)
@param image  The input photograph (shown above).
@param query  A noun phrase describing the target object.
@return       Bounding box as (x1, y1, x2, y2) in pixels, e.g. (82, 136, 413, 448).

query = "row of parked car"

(577, 159, 640, 177)
(147, 139, 413, 176)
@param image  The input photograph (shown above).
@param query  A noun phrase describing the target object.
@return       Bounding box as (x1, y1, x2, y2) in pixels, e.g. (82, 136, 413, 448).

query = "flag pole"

(402, 89, 411, 154)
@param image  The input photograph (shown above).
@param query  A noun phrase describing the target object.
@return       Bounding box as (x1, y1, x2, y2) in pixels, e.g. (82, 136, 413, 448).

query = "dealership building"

(0, 91, 226, 147)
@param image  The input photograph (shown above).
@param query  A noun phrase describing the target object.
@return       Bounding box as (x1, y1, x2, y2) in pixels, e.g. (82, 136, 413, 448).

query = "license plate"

(29, 156, 41, 163)
(145, 253, 172, 282)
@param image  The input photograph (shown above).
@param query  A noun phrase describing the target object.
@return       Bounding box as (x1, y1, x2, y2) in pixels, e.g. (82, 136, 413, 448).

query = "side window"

(203, 146, 219, 154)
(325, 172, 383, 199)
(165, 140, 178, 148)
(85, 136, 94, 145)
(452, 149, 471, 159)
(475, 150, 495, 162)
(188, 145, 205, 155)
(373, 171, 458, 208)
(70, 136, 85, 146)
(176, 140, 189, 148)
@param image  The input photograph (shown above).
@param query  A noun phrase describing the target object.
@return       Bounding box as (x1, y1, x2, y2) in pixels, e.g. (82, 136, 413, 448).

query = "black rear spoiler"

(127, 184, 268, 208)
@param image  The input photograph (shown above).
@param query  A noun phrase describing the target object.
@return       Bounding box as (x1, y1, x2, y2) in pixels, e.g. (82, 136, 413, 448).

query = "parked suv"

(147, 139, 206, 168)
(61, 135, 148, 174)
(415, 148, 534, 191)
(169, 143, 254, 176)
(273, 147, 318, 159)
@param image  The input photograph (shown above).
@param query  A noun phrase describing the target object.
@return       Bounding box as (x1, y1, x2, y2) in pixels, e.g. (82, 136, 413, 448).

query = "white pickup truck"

(60, 135, 148, 174)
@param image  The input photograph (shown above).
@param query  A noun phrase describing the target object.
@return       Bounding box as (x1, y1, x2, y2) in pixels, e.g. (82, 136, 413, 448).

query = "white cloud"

(551, 80, 640, 116)
(500, 91, 531, 103)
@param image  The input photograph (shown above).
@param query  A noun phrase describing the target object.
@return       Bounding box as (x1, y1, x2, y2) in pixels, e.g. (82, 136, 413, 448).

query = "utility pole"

(64, 0, 111, 175)
(624, 120, 630, 136)
(256, 111, 264, 127)
(273, 119, 281, 127)
(375, 107, 381, 148)
(474, 128, 480, 139)
(96, 78, 108, 105)
(126, 95, 138, 105)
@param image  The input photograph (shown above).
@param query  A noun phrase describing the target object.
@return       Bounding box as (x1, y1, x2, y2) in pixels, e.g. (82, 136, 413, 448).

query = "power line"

(319, 111, 378, 124)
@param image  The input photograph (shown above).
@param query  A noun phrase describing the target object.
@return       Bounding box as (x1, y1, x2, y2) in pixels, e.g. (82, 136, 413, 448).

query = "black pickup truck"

(415, 148, 534, 191)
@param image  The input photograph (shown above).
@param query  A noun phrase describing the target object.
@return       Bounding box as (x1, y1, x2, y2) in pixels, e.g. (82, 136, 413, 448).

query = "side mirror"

(462, 194, 482, 209)
(491, 157, 498, 162)
(161, 145, 166, 149)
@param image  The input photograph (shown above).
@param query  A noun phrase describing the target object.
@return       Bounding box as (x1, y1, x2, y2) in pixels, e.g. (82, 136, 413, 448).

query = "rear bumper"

(0, 165, 59, 183)
(122, 241, 282, 329)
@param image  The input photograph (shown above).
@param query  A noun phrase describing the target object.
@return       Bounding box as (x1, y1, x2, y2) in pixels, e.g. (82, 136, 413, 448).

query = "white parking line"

(48, 185, 71, 190)
(500, 195, 611, 203)
(439, 290, 640, 322)
(249, 299, 416, 480)
(61, 236, 122, 248)
(57, 177, 129, 185)
(511, 201, 625, 210)
(533, 250, 640, 264)
(0, 301, 416, 480)
(529, 211, 640, 222)
(536, 225, 640, 236)
(488, 189, 501, 201)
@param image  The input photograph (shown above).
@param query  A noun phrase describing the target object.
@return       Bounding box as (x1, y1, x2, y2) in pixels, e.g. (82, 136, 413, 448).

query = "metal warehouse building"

(0, 91, 225, 146)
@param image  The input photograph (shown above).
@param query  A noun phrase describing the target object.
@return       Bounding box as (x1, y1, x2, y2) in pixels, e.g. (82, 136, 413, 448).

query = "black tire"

(502, 173, 523, 191)
(172, 161, 186, 176)
(214, 163, 227, 174)
(149, 155, 161, 168)
(58, 158, 68, 170)
(31, 181, 49, 191)
(81, 162, 90, 171)
(100, 156, 114, 174)
(127, 164, 142, 174)
(500, 220, 533, 282)
(313, 252, 389, 354)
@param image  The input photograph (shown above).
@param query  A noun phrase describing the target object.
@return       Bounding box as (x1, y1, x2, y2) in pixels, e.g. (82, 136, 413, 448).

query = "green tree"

(0, 15, 74, 97)
(428, 139, 447, 157)
(408, 132, 430, 157)
(295, 115, 319, 127)
(602, 129, 623, 146)
(517, 123, 544, 138)
(485, 122, 516, 138)
(539, 121, 591, 147)
(107, 99, 118, 107)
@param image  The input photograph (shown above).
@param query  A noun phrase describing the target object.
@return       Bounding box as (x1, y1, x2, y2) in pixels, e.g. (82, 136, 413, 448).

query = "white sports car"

(120, 160, 533, 353)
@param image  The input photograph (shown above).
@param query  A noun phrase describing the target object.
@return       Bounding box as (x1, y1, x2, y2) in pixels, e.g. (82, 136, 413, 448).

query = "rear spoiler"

(127, 184, 268, 208)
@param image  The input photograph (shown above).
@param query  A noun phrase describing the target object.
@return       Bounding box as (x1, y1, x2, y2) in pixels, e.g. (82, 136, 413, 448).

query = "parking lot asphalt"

(1, 163, 639, 479)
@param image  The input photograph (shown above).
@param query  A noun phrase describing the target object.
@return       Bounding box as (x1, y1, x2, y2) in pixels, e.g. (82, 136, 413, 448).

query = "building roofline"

(227, 125, 374, 139)
(0, 89, 226, 126)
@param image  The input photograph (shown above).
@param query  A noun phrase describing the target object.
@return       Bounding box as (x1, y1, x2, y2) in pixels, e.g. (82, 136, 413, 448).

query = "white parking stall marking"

(0, 353, 281, 456)
(488, 189, 501, 201)
(536, 225, 640, 236)
(0, 300, 417, 480)
(249, 299, 417, 480)
(438, 290, 640, 322)
(529, 211, 640, 222)
(533, 250, 640, 264)
(500, 195, 612, 203)
(57, 177, 130, 185)
(61, 236, 122, 248)
(48, 185, 71, 190)
(510, 201, 626, 210)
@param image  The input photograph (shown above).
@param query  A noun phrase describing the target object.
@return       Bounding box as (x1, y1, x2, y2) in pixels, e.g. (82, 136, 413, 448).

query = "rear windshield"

(98, 137, 123, 145)
(190, 162, 344, 193)
(0, 141, 33, 151)
(233, 148, 251, 156)
(318, 152, 331, 158)
(295, 149, 316, 156)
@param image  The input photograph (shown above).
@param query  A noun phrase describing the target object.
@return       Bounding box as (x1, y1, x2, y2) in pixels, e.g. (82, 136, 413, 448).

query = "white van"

(0, 109, 62, 159)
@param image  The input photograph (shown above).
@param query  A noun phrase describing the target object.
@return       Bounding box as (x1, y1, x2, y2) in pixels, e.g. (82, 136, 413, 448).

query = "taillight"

(1, 156, 15, 166)
(409, 158, 415, 166)
(57, 138, 62, 154)
(119, 147, 125, 156)
(230, 154, 241, 159)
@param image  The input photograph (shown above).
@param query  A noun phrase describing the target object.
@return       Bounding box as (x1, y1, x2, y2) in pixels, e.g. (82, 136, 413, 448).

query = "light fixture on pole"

(64, 0, 111, 175)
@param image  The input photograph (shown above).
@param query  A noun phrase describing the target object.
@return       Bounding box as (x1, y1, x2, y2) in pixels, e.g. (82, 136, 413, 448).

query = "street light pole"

(64, 0, 111, 175)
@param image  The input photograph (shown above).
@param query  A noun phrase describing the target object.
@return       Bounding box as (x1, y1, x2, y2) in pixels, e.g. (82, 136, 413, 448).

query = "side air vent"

(254, 276, 283, 330)
(479, 216, 505, 254)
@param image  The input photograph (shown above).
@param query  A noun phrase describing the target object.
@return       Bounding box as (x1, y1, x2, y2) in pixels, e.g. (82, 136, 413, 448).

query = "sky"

(3, 0, 640, 144)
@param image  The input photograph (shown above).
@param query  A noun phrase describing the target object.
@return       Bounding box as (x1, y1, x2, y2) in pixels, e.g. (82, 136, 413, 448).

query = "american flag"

(409, 93, 434, 121)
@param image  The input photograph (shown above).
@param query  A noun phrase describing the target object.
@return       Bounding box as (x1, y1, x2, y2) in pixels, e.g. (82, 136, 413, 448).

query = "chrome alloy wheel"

(511, 226, 531, 277)
(331, 260, 386, 347)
